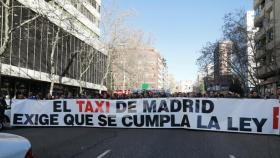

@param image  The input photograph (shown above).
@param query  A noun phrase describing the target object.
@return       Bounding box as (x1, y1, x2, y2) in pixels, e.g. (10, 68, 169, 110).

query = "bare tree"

(0, 0, 79, 95)
(49, 28, 61, 95)
(45, 0, 154, 95)
(0, 0, 41, 58)
(0, 0, 110, 96)
(108, 27, 154, 91)
(46, 0, 100, 95)
(196, 42, 217, 92)
(100, 0, 137, 92)
(197, 10, 262, 94)
(77, 44, 100, 94)
(222, 10, 260, 94)
(196, 42, 217, 76)
(0, 0, 44, 93)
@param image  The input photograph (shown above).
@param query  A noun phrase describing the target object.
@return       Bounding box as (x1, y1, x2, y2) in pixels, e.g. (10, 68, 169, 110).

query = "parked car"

(0, 133, 33, 158)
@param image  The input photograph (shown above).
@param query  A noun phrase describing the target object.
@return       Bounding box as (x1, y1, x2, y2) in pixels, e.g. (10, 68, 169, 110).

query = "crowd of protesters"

(2, 88, 280, 100)
(1, 89, 280, 124)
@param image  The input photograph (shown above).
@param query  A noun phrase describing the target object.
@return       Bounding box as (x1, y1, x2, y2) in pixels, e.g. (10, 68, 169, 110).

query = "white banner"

(11, 98, 280, 135)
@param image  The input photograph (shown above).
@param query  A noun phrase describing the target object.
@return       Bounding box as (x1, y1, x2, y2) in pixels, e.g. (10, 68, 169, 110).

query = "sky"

(112, 0, 253, 82)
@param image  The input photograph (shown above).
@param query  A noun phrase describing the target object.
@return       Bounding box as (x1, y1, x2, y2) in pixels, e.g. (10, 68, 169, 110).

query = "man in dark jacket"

(0, 95, 7, 123)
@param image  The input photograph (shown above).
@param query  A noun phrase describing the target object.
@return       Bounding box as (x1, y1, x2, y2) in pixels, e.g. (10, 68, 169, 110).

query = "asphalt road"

(3, 127, 280, 158)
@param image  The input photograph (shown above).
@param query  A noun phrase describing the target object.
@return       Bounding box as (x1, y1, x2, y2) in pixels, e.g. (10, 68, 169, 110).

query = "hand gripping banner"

(11, 98, 280, 135)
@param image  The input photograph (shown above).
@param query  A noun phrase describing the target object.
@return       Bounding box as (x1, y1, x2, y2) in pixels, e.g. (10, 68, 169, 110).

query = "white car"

(0, 133, 33, 158)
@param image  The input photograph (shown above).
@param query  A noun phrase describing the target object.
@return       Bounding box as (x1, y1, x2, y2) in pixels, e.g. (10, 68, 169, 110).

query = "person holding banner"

(250, 91, 261, 99)
(0, 95, 7, 129)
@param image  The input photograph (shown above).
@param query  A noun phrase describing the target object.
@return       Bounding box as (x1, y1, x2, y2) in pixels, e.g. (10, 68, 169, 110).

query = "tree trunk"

(49, 28, 60, 95)
(79, 48, 96, 95)
(79, 76, 83, 95)
(99, 50, 111, 94)
(0, 0, 11, 94)
(0, 0, 10, 58)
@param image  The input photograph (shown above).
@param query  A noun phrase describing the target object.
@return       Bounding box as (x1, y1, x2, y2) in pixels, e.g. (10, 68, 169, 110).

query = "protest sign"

(11, 98, 280, 135)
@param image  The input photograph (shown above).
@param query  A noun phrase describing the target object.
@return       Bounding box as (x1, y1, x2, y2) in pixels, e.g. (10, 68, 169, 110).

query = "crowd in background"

(1, 89, 279, 123)
(3, 88, 280, 100)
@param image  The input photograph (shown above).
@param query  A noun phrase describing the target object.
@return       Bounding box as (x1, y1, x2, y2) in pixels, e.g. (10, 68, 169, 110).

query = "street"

(4, 127, 280, 158)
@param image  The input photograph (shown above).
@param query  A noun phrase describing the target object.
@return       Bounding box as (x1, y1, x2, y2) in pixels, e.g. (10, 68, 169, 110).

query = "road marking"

(229, 154, 236, 158)
(97, 150, 111, 158)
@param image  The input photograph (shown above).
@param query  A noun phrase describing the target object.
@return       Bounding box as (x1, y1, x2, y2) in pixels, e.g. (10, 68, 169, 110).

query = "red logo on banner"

(273, 107, 279, 129)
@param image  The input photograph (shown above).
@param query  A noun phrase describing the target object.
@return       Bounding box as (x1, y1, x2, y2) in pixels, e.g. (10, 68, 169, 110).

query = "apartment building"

(111, 47, 167, 91)
(0, 0, 106, 97)
(140, 48, 166, 90)
(214, 41, 232, 77)
(254, 0, 280, 95)
(213, 41, 233, 91)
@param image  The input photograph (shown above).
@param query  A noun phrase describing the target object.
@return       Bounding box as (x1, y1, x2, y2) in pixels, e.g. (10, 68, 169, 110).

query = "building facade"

(213, 41, 233, 91)
(214, 41, 232, 77)
(254, 0, 280, 95)
(111, 47, 166, 91)
(0, 0, 107, 97)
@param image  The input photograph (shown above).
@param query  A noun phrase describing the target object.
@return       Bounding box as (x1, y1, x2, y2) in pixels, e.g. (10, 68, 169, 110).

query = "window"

(267, 30, 274, 42)
(97, 4, 101, 13)
(80, 5, 96, 24)
(69, 1, 99, 26)
(87, 0, 97, 9)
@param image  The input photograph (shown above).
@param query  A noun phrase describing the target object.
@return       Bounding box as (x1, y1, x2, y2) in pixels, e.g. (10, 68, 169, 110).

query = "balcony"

(254, 9, 265, 27)
(255, 28, 265, 40)
(256, 49, 266, 60)
(266, 40, 274, 50)
(265, 0, 273, 12)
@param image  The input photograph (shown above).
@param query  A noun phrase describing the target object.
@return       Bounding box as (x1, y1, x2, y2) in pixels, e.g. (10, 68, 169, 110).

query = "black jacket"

(0, 97, 7, 109)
